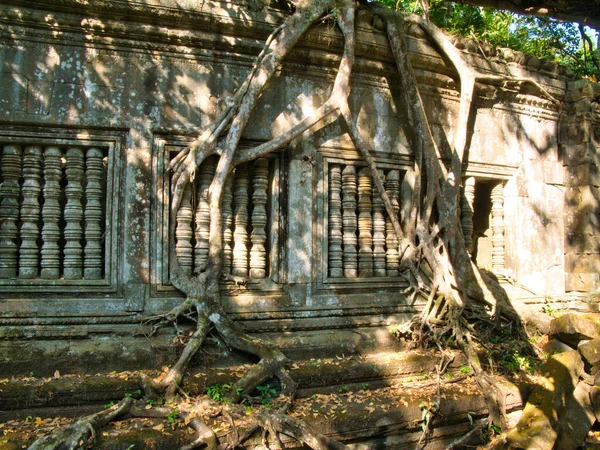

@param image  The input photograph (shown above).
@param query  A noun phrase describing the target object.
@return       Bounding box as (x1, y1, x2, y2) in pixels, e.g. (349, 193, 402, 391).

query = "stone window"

(315, 149, 412, 291)
(0, 128, 122, 294)
(152, 136, 286, 297)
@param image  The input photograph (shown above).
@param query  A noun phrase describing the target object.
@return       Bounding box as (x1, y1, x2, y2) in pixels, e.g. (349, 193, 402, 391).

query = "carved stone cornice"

(0, 0, 566, 112)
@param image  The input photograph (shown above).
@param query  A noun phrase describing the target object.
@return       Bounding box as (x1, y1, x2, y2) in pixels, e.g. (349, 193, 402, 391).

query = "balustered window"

(0, 133, 121, 292)
(317, 151, 412, 290)
(153, 136, 285, 295)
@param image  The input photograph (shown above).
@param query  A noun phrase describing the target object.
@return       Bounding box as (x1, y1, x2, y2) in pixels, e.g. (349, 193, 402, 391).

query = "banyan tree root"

(27, 0, 554, 448)
(28, 398, 134, 450)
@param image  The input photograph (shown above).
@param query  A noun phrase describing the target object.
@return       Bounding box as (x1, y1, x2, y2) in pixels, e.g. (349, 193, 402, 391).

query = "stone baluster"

(357, 167, 373, 277)
(194, 157, 217, 272)
(385, 170, 400, 276)
(232, 164, 249, 277)
(18, 146, 43, 278)
(84, 148, 104, 279)
(372, 170, 386, 277)
(41, 146, 63, 279)
(63, 147, 85, 279)
(491, 182, 505, 273)
(249, 158, 268, 279)
(0, 145, 22, 278)
(328, 165, 343, 278)
(460, 177, 475, 254)
(221, 176, 234, 275)
(175, 185, 194, 275)
(341, 165, 357, 278)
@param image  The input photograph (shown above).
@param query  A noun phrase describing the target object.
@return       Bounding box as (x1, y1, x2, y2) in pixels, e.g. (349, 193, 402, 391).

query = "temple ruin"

(1, 0, 600, 435)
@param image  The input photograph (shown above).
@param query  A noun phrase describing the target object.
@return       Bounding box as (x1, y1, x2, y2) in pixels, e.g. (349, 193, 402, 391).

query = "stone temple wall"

(0, 0, 594, 373)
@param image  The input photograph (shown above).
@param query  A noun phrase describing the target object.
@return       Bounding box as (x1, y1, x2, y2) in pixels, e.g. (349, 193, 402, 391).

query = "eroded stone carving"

(250, 158, 268, 279)
(460, 177, 475, 254)
(84, 148, 105, 280)
(342, 165, 358, 278)
(19, 145, 43, 279)
(491, 181, 505, 272)
(232, 164, 250, 277)
(41, 146, 63, 280)
(63, 147, 85, 280)
(328, 164, 343, 278)
(0, 145, 22, 279)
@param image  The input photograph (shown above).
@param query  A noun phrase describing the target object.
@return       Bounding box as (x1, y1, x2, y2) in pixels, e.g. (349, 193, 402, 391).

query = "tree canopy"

(378, 0, 600, 80)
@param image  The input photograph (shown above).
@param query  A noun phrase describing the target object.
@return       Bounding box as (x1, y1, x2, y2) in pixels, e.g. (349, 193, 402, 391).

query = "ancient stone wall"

(562, 81, 600, 292)
(0, 0, 590, 372)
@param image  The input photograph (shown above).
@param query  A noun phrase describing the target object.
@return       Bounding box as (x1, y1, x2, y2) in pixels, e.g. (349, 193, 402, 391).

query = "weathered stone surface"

(591, 385, 600, 421)
(504, 351, 583, 450)
(549, 313, 600, 346)
(554, 381, 595, 449)
(542, 338, 574, 355)
(578, 338, 600, 370)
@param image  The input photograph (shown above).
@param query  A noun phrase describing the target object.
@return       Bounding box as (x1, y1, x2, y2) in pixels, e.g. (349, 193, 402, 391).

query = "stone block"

(591, 386, 600, 421)
(578, 338, 600, 369)
(543, 160, 564, 185)
(566, 272, 599, 292)
(565, 253, 600, 273)
(565, 211, 600, 241)
(555, 381, 595, 449)
(550, 313, 600, 346)
(560, 120, 591, 146)
(542, 338, 575, 355)
(505, 351, 583, 450)
(564, 163, 599, 187)
(563, 144, 591, 165)
(565, 79, 600, 102)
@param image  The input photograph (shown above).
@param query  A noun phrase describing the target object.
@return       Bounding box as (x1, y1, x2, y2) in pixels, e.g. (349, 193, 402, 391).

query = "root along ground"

(28, 1, 559, 449)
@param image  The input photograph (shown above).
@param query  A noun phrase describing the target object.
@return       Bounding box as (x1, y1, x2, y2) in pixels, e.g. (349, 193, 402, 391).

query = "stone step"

(0, 372, 524, 450)
(0, 351, 470, 419)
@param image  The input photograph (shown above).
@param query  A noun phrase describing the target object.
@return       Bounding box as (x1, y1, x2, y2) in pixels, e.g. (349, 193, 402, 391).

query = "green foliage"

(459, 365, 472, 374)
(167, 408, 179, 424)
(542, 298, 565, 317)
(338, 385, 349, 394)
(256, 384, 277, 405)
(206, 384, 231, 402)
(490, 422, 502, 434)
(498, 348, 538, 374)
(375, 0, 599, 81)
(104, 401, 115, 409)
(146, 398, 158, 406)
(360, 382, 369, 390)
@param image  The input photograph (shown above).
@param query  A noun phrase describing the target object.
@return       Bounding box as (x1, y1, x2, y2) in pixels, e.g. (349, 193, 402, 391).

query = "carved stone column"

(357, 167, 373, 277)
(195, 157, 217, 273)
(249, 158, 268, 278)
(175, 184, 194, 276)
(341, 165, 357, 278)
(41, 146, 63, 279)
(0, 145, 22, 278)
(491, 181, 505, 273)
(385, 170, 400, 277)
(232, 164, 249, 277)
(328, 165, 343, 278)
(372, 170, 386, 277)
(460, 177, 475, 254)
(63, 147, 85, 279)
(19, 145, 42, 278)
(84, 148, 104, 279)
(221, 176, 234, 275)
